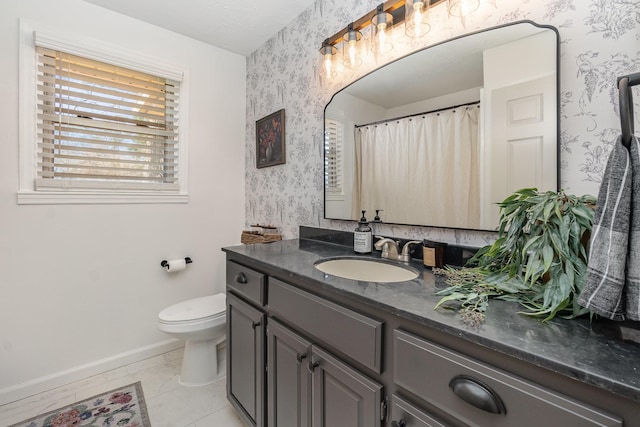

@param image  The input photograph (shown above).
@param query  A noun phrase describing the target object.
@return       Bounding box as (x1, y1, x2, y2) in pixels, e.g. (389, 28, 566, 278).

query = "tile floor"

(0, 347, 245, 427)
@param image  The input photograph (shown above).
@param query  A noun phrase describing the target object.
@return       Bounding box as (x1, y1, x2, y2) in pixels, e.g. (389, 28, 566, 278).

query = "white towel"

(579, 135, 640, 320)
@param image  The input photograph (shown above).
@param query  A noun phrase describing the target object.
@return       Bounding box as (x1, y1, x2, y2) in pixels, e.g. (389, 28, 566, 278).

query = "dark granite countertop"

(222, 237, 640, 403)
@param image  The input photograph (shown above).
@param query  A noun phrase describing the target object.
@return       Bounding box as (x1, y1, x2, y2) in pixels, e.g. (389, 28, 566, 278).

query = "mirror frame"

(323, 20, 561, 231)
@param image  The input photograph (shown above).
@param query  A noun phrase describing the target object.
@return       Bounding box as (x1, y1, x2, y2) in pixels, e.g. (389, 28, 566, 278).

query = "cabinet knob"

(449, 375, 506, 415)
(296, 353, 308, 363)
(235, 273, 247, 284)
(251, 321, 261, 330)
(307, 360, 320, 373)
(391, 421, 406, 427)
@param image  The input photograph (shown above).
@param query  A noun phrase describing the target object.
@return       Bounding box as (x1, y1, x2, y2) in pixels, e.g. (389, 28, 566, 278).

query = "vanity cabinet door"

(227, 292, 266, 427)
(267, 319, 312, 427)
(309, 345, 382, 427)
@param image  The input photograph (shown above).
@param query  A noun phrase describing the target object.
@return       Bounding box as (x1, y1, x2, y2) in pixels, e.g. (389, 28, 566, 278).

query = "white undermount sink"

(314, 257, 419, 283)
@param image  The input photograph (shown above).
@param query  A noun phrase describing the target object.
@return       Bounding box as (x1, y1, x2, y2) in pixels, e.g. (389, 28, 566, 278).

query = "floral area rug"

(10, 381, 151, 427)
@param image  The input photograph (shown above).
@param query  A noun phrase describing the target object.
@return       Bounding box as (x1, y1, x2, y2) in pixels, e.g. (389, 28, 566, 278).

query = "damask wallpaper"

(245, 0, 640, 247)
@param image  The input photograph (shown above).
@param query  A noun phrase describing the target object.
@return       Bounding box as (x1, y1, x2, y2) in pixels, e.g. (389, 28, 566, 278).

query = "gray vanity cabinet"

(226, 260, 384, 427)
(226, 259, 268, 427)
(224, 250, 635, 427)
(393, 329, 623, 427)
(267, 277, 384, 426)
(266, 319, 312, 427)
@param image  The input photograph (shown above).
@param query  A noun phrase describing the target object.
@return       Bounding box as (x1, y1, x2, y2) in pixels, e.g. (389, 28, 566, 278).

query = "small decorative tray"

(241, 224, 282, 244)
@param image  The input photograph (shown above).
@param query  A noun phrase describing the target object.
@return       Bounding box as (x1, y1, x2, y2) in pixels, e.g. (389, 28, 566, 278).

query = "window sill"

(17, 191, 189, 205)
(326, 193, 346, 202)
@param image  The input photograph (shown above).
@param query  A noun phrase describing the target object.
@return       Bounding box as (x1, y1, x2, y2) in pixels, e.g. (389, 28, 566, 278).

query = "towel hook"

(618, 72, 640, 148)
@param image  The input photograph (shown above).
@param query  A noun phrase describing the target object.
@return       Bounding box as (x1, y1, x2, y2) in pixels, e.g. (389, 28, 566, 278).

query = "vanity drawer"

(226, 261, 266, 306)
(390, 394, 448, 427)
(268, 278, 383, 373)
(393, 329, 622, 427)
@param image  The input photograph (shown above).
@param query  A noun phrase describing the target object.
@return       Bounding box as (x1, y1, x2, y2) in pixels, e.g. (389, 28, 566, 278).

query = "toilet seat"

(158, 294, 226, 325)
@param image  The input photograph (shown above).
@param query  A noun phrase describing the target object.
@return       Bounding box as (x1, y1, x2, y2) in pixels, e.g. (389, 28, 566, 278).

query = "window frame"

(324, 118, 345, 197)
(18, 21, 189, 205)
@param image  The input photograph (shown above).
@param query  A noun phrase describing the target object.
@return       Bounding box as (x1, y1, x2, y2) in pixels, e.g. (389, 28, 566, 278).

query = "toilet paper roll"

(165, 258, 187, 273)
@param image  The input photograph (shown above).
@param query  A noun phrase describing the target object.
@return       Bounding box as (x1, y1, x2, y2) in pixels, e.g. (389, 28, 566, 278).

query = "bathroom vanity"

(223, 233, 640, 427)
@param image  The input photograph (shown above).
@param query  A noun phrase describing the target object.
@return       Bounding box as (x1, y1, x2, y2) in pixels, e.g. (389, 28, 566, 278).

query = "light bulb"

(448, 0, 481, 17)
(377, 23, 387, 46)
(319, 41, 337, 79)
(413, 2, 424, 26)
(405, 0, 431, 38)
(324, 53, 333, 78)
(371, 9, 393, 58)
(342, 25, 363, 68)
(347, 41, 358, 67)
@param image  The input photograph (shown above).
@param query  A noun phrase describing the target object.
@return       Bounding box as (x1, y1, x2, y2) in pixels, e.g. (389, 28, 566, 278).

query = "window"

(324, 118, 344, 194)
(36, 48, 180, 191)
(18, 25, 187, 204)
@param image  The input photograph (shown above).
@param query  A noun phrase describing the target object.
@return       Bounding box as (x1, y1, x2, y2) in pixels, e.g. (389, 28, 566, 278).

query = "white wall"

(386, 87, 482, 118)
(0, 0, 246, 403)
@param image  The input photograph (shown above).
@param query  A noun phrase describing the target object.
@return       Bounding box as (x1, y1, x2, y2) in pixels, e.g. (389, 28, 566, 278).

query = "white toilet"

(158, 293, 226, 386)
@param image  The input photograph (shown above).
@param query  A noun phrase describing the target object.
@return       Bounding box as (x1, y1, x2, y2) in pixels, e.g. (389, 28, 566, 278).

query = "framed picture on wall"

(256, 109, 286, 168)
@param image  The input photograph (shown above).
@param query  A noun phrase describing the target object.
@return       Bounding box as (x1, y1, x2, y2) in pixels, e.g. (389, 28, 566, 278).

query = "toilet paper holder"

(160, 257, 192, 269)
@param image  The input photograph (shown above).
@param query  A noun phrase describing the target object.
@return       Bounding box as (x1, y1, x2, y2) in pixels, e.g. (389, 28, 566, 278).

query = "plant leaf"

(434, 292, 467, 310)
(542, 244, 554, 272)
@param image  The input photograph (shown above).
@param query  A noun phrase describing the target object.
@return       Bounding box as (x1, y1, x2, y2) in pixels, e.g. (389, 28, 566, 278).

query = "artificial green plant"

(434, 188, 596, 323)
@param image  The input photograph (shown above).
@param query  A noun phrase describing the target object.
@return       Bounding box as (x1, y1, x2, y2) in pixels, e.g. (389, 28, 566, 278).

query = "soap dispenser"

(371, 209, 383, 238)
(354, 210, 372, 254)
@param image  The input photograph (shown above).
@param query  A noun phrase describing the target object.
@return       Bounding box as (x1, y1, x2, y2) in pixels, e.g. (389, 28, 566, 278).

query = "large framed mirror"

(324, 20, 559, 231)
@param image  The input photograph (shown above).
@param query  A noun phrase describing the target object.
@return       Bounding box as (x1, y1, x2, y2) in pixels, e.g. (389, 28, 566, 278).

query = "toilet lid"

(159, 293, 226, 322)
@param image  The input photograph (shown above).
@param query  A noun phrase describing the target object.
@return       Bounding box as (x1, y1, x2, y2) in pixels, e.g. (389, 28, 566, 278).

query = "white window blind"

(35, 47, 180, 191)
(324, 118, 344, 194)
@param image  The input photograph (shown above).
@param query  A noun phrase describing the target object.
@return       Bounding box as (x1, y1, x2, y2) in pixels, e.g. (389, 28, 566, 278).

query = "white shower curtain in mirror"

(352, 105, 480, 228)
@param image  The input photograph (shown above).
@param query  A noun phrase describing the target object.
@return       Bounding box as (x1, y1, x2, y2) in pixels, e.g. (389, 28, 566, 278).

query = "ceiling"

(81, 0, 316, 56)
(340, 23, 548, 109)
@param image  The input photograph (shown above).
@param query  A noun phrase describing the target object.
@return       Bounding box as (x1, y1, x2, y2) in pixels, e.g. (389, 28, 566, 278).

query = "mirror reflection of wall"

(324, 21, 559, 231)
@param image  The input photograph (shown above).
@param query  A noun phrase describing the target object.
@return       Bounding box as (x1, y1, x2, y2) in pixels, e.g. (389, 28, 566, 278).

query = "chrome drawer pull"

(449, 375, 506, 415)
(296, 352, 308, 363)
(235, 273, 247, 284)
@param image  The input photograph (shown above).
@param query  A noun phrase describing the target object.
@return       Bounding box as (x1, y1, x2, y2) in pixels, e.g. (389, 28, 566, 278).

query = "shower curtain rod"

(618, 72, 640, 148)
(355, 100, 480, 128)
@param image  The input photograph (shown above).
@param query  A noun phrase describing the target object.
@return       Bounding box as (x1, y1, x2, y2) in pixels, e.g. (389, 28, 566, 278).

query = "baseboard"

(0, 338, 184, 406)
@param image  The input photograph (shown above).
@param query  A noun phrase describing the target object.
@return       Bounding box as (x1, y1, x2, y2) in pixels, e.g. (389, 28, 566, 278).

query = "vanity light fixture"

(319, 39, 338, 79)
(319, 0, 482, 79)
(343, 23, 364, 68)
(405, 0, 431, 38)
(371, 5, 394, 58)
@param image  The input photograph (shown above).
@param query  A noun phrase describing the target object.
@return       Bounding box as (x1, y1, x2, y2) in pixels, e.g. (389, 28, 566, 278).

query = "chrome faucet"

(375, 237, 422, 263)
